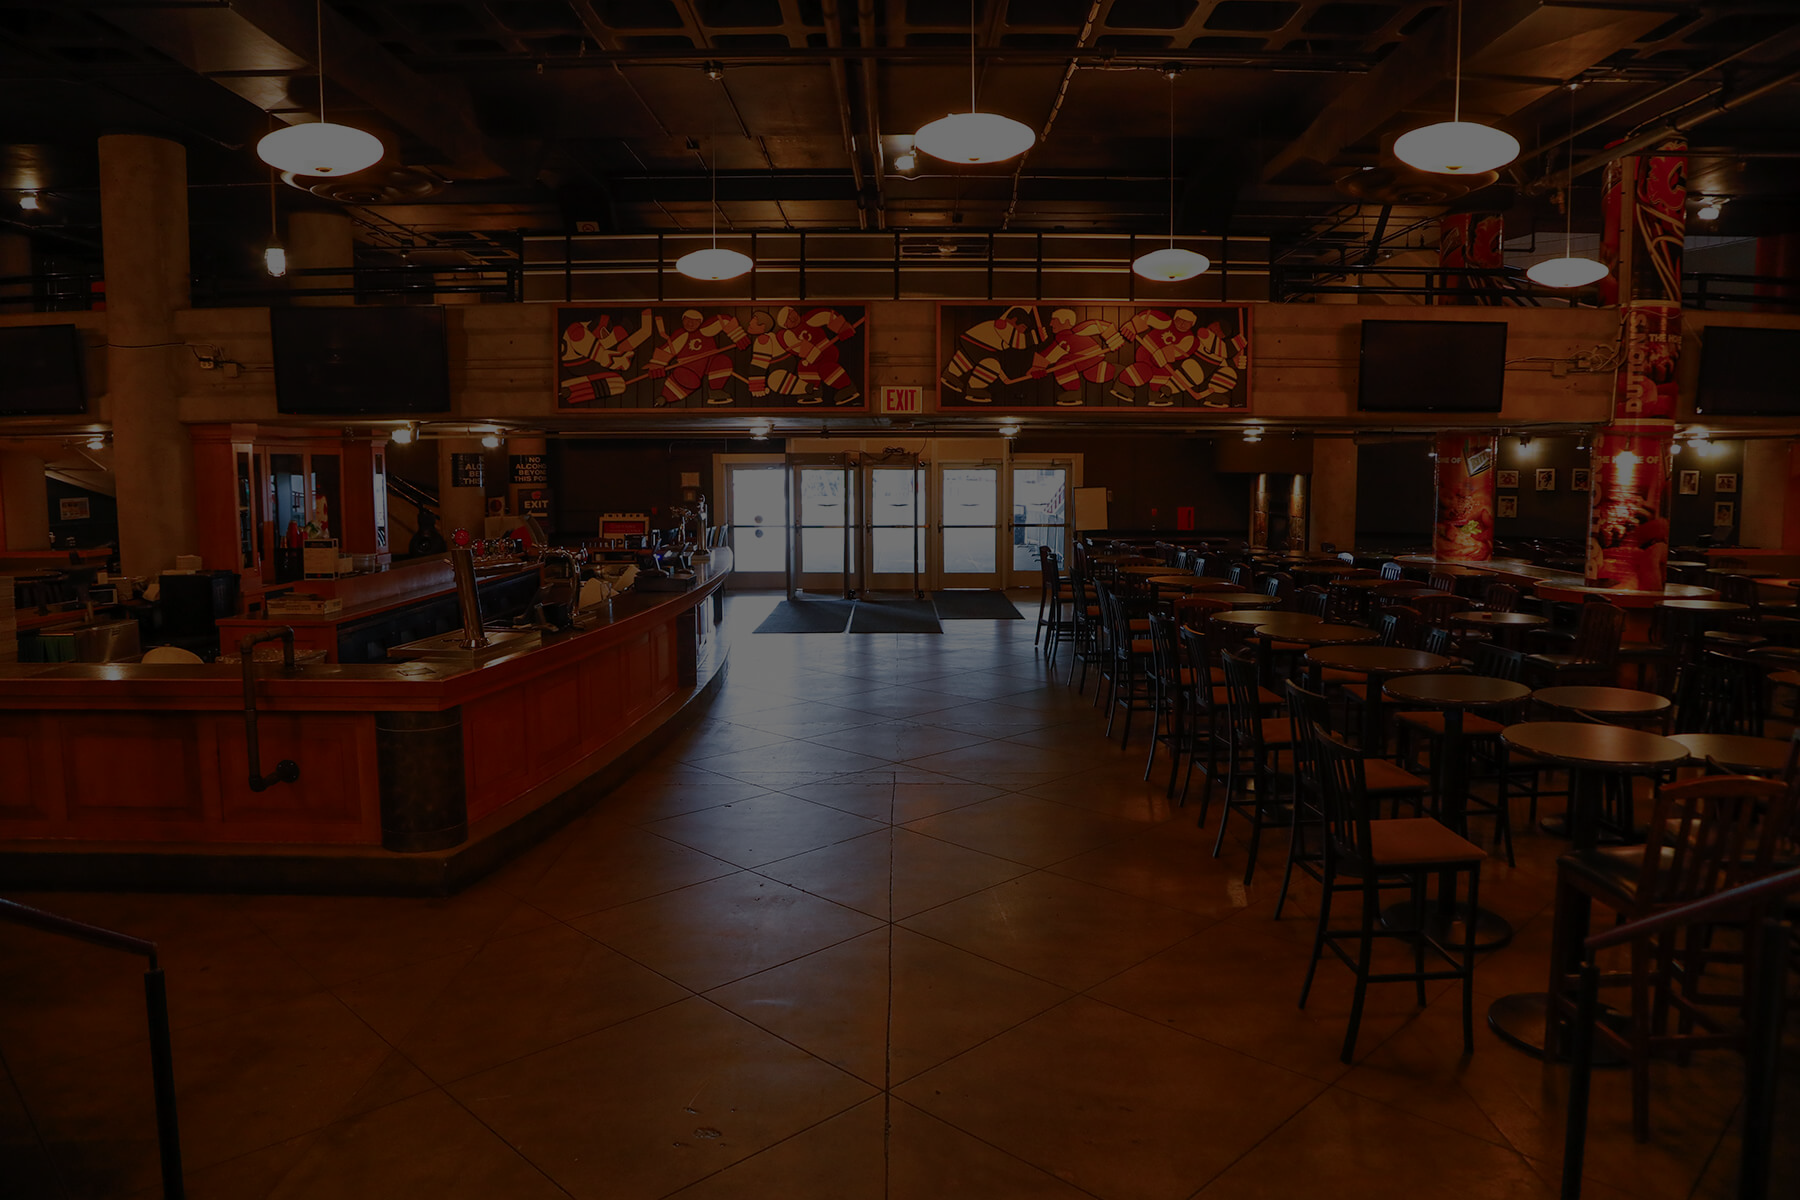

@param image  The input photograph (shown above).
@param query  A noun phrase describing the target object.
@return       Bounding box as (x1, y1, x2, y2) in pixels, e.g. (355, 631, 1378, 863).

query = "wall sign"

(936, 303, 1252, 411)
(519, 488, 552, 518)
(58, 497, 91, 521)
(557, 304, 869, 411)
(879, 385, 923, 415)
(509, 454, 548, 485)
(451, 453, 484, 488)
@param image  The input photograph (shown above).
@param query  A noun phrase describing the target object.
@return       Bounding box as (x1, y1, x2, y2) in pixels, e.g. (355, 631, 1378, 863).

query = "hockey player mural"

(936, 303, 1251, 410)
(556, 303, 868, 410)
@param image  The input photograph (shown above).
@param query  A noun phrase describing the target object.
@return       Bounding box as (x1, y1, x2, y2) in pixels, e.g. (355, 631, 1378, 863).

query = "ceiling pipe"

(1000, 1, 1101, 232)
(855, 0, 887, 231)
(1531, 61, 1800, 192)
(819, 0, 869, 232)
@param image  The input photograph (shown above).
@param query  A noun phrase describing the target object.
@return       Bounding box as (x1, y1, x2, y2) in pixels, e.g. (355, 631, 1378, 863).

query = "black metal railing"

(1560, 866, 1800, 1200)
(0, 897, 185, 1198)
(1684, 272, 1800, 311)
(1269, 263, 1548, 305)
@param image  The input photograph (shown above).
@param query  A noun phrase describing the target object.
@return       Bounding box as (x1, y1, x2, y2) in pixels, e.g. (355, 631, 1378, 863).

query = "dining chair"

(1526, 600, 1624, 687)
(1212, 648, 1294, 883)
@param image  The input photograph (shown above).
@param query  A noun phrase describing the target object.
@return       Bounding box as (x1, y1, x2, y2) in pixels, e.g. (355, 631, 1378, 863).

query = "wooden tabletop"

(1501, 720, 1688, 770)
(1376, 585, 1449, 599)
(1771, 670, 1800, 688)
(1533, 685, 1672, 718)
(1658, 599, 1749, 612)
(1453, 611, 1548, 626)
(1270, 621, 1379, 646)
(1211, 607, 1317, 628)
(1119, 564, 1175, 576)
(1307, 646, 1449, 674)
(1383, 673, 1531, 708)
(1148, 575, 1234, 591)
(1330, 576, 1388, 588)
(1666, 733, 1791, 775)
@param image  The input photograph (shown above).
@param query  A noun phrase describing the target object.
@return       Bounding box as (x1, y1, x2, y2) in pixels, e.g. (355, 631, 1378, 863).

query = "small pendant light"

(676, 129, 753, 281)
(257, 0, 384, 177)
(1133, 68, 1209, 282)
(1394, 0, 1519, 176)
(1527, 85, 1609, 289)
(263, 156, 286, 278)
(913, 0, 1035, 165)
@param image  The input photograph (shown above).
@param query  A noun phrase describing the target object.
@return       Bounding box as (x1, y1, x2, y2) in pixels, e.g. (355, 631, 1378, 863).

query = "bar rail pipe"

(0, 896, 185, 1198)
(238, 627, 300, 793)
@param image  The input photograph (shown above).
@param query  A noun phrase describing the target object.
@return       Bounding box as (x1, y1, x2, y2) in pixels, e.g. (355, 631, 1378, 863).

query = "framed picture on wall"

(58, 497, 90, 521)
(1715, 501, 1735, 527)
(1498, 495, 1518, 518)
(1715, 473, 1738, 493)
(1535, 468, 1556, 491)
(1570, 468, 1590, 492)
(1496, 470, 1518, 489)
(936, 303, 1252, 411)
(1679, 470, 1701, 494)
(556, 304, 869, 411)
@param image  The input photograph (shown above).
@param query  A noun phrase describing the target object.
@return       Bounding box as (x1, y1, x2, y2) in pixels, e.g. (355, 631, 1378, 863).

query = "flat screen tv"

(1695, 326, 1800, 416)
(1357, 319, 1507, 413)
(0, 323, 87, 415)
(270, 306, 451, 415)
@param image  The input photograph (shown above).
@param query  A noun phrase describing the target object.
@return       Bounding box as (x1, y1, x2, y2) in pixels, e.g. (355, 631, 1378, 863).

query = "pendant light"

(1527, 85, 1609, 289)
(257, 0, 384, 177)
(913, 0, 1035, 165)
(263, 157, 287, 278)
(676, 130, 753, 281)
(1133, 69, 1209, 282)
(1394, 0, 1519, 176)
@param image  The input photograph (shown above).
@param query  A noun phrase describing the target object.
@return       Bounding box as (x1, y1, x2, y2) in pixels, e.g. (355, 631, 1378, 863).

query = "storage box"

(303, 538, 341, 580)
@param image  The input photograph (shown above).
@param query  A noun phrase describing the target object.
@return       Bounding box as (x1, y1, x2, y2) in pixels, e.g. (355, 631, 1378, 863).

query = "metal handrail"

(1561, 867, 1799, 1200)
(0, 897, 184, 1198)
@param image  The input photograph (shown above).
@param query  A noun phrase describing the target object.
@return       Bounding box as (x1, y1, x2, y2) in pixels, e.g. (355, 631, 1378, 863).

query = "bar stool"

(1211, 648, 1293, 883)
(1297, 723, 1486, 1062)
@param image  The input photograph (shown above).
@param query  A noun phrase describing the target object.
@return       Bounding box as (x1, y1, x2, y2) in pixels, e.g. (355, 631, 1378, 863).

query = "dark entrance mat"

(754, 600, 855, 633)
(847, 599, 943, 634)
(931, 590, 1024, 620)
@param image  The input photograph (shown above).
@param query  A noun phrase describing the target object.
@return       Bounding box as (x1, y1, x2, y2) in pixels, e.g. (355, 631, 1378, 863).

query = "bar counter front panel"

(0, 552, 728, 883)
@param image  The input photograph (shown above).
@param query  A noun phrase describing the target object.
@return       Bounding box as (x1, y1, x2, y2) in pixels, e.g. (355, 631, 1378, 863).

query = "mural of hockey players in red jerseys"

(555, 304, 868, 410)
(937, 303, 1251, 410)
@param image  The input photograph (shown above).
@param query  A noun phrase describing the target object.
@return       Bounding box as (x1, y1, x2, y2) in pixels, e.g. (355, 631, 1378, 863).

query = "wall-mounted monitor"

(0, 323, 87, 415)
(270, 306, 451, 415)
(1695, 326, 1800, 416)
(1357, 319, 1508, 413)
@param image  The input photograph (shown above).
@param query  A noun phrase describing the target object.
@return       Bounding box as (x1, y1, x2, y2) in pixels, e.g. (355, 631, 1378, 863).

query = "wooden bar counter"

(0, 551, 732, 894)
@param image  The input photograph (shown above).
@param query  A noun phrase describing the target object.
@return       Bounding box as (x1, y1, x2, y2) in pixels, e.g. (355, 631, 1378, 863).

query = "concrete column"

(0, 451, 51, 549)
(287, 210, 354, 305)
(0, 233, 32, 313)
(436, 437, 489, 542)
(1310, 439, 1357, 552)
(1740, 439, 1788, 549)
(99, 134, 196, 580)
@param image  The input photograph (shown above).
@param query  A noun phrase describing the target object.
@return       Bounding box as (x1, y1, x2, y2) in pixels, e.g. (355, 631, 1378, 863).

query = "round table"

(1532, 685, 1671, 727)
(1307, 646, 1450, 750)
(1147, 575, 1236, 594)
(1203, 592, 1283, 611)
(1451, 609, 1549, 650)
(1268, 621, 1379, 648)
(1119, 564, 1176, 577)
(1489, 720, 1689, 1060)
(1658, 598, 1750, 655)
(1379, 673, 1533, 951)
(1377, 585, 1450, 600)
(1667, 732, 1791, 775)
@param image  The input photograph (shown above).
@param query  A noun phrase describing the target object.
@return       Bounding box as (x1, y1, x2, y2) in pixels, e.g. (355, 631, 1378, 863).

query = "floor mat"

(753, 600, 855, 633)
(931, 590, 1025, 620)
(846, 599, 942, 634)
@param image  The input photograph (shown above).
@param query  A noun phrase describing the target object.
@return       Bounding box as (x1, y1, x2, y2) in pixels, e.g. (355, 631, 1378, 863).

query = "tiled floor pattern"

(2, 592, 1795, 1199)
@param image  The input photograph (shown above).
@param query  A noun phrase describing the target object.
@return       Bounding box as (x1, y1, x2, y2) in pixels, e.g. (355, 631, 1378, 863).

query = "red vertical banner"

(1586, 425, 1671, 590)
(1433, 433, 1497, 561)
(1587, 138, 1684, 588)
(1437, 212, 1505, 305)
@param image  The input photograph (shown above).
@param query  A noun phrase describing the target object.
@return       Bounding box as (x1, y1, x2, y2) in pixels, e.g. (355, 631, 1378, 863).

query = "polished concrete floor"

(2, 593, 1793, 1199)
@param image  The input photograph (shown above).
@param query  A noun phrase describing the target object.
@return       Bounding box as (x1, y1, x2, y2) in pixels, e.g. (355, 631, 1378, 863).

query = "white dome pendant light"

(1394, 0, 1519, 176)
(913, 0, 1035, 165)
(257, 0, 384, 177)
(676, 130, 753, 281)
(1133, 68, 1209, 282)
(1527, 85, 1609, 289)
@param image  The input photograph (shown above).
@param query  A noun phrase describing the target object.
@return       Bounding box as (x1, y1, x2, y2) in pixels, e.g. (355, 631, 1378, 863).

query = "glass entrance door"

(938, 463, 1003, 589)
(863, 460, 927, 596)
(790, 457, 855, 596)
(1010, 463, 1069, 582)
(725, 463, 788, 588)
